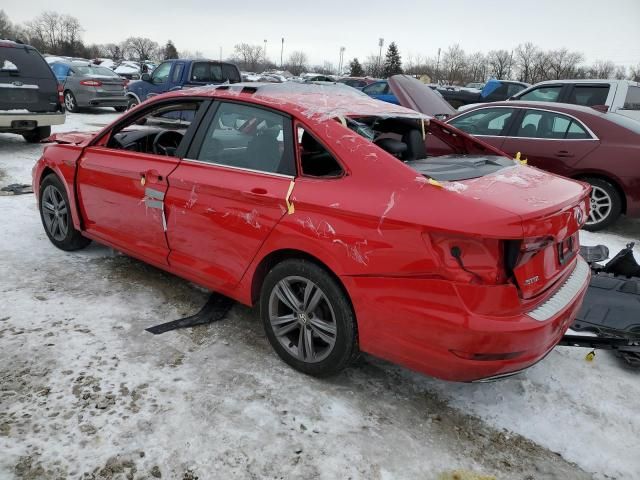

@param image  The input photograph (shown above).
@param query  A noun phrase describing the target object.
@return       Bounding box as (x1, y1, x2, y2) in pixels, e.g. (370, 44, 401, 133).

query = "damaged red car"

(33, 82, 591, 382)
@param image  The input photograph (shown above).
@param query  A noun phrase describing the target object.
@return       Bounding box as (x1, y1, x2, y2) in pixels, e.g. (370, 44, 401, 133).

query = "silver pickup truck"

(1, 40, 65, 142)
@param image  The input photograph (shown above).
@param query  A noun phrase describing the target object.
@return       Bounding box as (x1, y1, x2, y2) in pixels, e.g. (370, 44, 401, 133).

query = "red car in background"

(33, 83, 590, 382)
(440, 101, 640, 230)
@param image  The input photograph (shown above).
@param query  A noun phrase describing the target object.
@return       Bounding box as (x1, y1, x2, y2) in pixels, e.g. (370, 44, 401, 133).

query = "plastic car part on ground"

(565, 243, 640, 367)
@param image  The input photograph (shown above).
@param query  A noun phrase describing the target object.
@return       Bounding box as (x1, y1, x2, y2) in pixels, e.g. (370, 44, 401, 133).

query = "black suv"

(1, 40, 65, 142)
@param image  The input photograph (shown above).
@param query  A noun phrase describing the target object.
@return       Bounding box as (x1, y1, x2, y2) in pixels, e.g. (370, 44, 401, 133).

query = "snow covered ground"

(1, 110, 639, 479)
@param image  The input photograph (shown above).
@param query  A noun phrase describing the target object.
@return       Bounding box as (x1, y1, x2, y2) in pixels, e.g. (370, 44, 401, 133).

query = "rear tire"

(23, 126, 51, 143)
(39, 174, 91, 251)
(127, 96, 139, 110)
(114, 106, 127, 112)
(260, 259, 358, 377)
(64, 90, 80, 113)
(583, 177, 622, 231)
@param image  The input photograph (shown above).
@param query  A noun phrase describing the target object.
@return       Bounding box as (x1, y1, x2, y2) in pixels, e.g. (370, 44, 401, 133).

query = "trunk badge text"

(524, 276, 540, 286)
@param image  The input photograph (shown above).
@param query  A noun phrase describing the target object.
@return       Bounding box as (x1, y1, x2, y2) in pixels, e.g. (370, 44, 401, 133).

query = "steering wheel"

(153, 130, 183, 156)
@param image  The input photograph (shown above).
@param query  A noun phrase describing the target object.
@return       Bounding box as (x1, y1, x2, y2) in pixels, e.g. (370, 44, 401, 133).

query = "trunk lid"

(1, 44, 59, 112)
(410, 158, 590, 298)
(388, 75, 456, 118)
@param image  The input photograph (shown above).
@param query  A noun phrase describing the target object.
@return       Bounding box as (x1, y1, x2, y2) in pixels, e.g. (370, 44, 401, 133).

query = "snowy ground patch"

(1, 111, 639, 479)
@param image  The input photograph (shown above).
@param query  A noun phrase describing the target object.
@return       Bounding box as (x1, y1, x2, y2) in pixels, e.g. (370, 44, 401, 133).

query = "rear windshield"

(190, 62, 241, 83)
(75, 66, 119, 77)
(0, 46, 54, 79)
(623, 86, 640, 110)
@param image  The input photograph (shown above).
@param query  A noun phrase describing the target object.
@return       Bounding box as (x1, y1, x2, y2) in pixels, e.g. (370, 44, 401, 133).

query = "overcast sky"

(3, 0, 640, 66)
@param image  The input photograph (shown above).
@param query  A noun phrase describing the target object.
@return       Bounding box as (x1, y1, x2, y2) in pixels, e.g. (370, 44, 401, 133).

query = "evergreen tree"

(383, 42, 403, 77)
(349, 58, 364, 77)
(163, 40, 179, 60)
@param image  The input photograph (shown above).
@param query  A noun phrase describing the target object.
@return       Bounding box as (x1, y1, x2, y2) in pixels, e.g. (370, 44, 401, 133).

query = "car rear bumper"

(0, 112, 65, 129)
(82, 96, 128, 107)
(344, 256, 590, 382)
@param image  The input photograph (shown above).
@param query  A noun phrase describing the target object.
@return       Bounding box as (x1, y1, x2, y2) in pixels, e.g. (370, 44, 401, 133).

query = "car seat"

(518, 123, 538, 137)
(245, 126, 283, 173)
(401, 129, 427, 160)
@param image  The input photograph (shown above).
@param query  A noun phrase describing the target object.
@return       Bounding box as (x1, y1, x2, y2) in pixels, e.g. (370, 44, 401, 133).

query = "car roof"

(168, 82, 425, 121)
(529, 79, 639, 87)
(463, 100, 611, 118)
(0, 39, 35, 49)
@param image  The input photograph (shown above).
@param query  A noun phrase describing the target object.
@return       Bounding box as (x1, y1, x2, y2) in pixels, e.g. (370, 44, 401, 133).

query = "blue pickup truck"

(125, 59, 242, 108)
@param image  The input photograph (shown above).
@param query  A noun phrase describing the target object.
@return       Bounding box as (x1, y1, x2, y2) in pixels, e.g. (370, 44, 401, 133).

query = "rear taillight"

(80, 80, 102, 87)
(518, 236, 554, 266)
(57, 84, 64, 105)
(425, 233, 507, 285)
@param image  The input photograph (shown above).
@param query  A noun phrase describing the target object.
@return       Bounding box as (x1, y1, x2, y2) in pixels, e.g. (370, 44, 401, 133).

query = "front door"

(165, 100, 297, 291)
(76, 98, 206, 266)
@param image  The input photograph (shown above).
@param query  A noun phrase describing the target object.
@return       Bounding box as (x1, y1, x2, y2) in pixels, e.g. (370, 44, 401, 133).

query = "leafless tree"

(0, 9, 14, 39)
(24, 11, 83, 55)
(286, 50, 308, 76)
(487, 50, 512, 79)
(614, 65, 627, 80)
(587, 60, 615, 79)
(442, 44, 466, 84)
(466, 52, 487, 83)
(232, 43, 263, 72)
(515, 42, 538, 83)
(630, 64, 640, 82)
(123, 37, 159, 66)
(104, 43, 124, 62)
(548, 48, 584, 79)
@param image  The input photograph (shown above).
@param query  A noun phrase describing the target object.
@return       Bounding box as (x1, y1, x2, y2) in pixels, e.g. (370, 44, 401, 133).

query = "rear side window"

(567, 85, 609, 106)
(623, 86, 640, 110)
(0, 47, 53, 79)
(297, 126, 344, 177)
(515, 110, 590, 139)
(191, 62, 241, 83)
(518, 86, 562, 102)
(363, 82, 389, 95)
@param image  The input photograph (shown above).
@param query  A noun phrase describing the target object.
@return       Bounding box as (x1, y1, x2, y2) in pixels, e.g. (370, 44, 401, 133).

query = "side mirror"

(141, 73, 151, 82)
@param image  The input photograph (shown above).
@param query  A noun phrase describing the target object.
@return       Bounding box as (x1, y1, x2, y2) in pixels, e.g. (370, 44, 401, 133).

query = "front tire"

(583, 177, 622, 231)
(39, 174, 91, 251)
(126, 96, 139, 110)
(23, 126, 51, 143)
(260, 259, 358, 377)
(64, 90, 80, 113)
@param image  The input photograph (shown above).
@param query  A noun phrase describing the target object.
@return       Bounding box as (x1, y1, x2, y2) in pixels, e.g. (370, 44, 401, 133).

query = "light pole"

(338, 46, 345, 75)
(378, 38, 384, 76)
(436, 47, 441, 83)
(280, 37, 284, 69)
(263, 39, 267, 69)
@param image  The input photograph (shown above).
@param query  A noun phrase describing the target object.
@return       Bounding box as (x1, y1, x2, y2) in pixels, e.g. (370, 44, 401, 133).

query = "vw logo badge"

(574, 206, 584, 225)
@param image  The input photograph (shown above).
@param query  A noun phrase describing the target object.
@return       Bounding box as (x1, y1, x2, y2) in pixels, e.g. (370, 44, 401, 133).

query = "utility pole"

(338, 46, 345, 75)
(280, 37, 284, 69)
(378, 38, 384, 77)
(219, 46, 222, 62)
(436, 47, 441, 83)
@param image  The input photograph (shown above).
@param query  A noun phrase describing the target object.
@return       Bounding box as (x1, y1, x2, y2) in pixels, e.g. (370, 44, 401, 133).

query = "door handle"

(555, 150, 575, 158)
(242, 188, 268, 197)
(141, 169, 163, 185)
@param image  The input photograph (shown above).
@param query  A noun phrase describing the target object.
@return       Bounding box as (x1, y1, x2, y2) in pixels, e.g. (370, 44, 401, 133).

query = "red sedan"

(33, 84, 590, 382)
(440, 101, 640, 230)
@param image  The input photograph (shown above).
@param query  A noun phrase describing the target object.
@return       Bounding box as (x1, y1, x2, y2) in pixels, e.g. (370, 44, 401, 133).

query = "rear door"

(564, 83, 610, 107)
(0, 45, 59, 112)
(165, 100, 296, 290)
(76, 98, 207, 266)
(500, 108, 599, 176)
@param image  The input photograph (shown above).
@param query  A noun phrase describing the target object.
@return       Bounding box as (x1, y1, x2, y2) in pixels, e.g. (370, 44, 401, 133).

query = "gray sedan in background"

(50, 62, 128, 112)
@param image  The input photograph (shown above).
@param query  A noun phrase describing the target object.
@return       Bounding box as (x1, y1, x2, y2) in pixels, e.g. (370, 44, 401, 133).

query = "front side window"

(151, 62, 172, 84)
(449, 108, 515, 136)
(106, 100, 203, 156)
(196, 102, 295, 176)
(567, 85, 609, 106)
(518, 86, 562, 102)
(515, 110, 590, 139)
